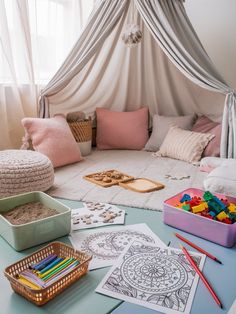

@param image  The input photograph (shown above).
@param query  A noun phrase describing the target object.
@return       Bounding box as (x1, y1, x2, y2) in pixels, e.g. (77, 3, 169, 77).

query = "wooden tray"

(119, 178, 165, 193)
(83, 170, 134, 187)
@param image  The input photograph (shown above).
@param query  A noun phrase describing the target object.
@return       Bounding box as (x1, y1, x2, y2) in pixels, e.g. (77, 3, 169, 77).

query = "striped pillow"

(154, 126, 215, 163)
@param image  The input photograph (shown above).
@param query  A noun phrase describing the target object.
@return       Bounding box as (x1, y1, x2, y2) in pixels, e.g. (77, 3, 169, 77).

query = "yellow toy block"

(216, 211, 229, 221)
(176, 202, 185, 208)
(192, 202, 208, 213)
(228, 203, 236, 213)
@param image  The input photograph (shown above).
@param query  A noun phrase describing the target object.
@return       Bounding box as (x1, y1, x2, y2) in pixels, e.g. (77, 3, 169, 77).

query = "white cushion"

(154, 126, 214, 163)
(204, 161, 236, 196)
(144, 114, 196, 151)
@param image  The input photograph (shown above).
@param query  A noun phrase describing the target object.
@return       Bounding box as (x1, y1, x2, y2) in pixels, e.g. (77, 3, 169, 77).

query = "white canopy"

(39, 0, 236, 158)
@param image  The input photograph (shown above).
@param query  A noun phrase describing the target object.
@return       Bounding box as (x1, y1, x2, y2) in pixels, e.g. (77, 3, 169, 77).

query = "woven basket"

(4, 241, 92, 306)
(68, 119, 92, 143)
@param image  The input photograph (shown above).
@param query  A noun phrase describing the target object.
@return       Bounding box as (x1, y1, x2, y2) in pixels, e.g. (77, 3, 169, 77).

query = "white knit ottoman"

(0, 150, 54, 198)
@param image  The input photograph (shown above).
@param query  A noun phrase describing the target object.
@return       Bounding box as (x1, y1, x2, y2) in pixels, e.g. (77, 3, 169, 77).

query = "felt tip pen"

(42, 258, 76, 281)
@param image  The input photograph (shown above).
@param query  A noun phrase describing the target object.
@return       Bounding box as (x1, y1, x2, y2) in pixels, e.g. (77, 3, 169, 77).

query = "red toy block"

(222, 218, 233, 224)
(221, 198, 230, 207)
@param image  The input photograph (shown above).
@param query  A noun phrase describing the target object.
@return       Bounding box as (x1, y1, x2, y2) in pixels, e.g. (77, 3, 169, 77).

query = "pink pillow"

(192, 115, 221, 157)
(96, 107, 149, 150)
(22, 114, 83, 167)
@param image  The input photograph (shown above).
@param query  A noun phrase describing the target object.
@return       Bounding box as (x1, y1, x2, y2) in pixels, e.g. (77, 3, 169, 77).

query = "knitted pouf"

(0, 150, 54, 198)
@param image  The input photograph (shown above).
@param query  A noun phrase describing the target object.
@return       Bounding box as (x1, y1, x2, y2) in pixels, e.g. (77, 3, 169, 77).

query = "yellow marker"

(18, 277, 41, 290)
(228, 204, 236, 213)
(192, 202, 208, 214)
(216, 211, 229, 221)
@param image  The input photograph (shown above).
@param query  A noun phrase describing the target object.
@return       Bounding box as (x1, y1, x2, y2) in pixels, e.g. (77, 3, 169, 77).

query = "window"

(0, 0, 94, 84)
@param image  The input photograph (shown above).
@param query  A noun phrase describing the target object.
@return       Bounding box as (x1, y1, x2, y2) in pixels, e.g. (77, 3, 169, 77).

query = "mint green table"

(0, 199, 235, 314)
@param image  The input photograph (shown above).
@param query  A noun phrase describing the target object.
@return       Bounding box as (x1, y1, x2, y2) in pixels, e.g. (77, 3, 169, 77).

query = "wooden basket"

(4, 241, 92, 306)
(68, 119, 92, 143)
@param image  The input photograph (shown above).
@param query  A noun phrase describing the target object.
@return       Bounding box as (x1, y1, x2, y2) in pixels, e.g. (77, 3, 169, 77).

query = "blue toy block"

(208, 210, 217, 218)
(180, 194, 191, 203)
(208, 200, 224, 214)
(213, 196, 226, 210)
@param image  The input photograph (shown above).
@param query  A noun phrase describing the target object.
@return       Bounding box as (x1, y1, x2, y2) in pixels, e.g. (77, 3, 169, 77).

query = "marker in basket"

(18, 271, 46, 289)
(37, 257, 64, 275)
(175, 233, 222, 264)
(45, 260, 80, 286)
(180, 244, 223, 309)
(31, 254, 57, 270)
(42, 258, 76, 281)
(39, 258, 71, 278)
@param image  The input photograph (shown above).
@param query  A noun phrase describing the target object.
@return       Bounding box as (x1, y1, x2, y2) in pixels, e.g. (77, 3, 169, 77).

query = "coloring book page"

(96, 241, 205, 314)
(71, 202, 125, 231)
(69, 223, 165, 270)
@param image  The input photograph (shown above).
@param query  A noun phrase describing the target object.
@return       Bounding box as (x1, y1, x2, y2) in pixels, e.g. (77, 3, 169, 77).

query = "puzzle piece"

(99, 210, 118, 223)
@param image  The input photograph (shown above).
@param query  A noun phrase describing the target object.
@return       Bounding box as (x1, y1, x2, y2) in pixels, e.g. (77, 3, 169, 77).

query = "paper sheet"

(69, 223, 165, 270)
(96, 241, 205, 314)
(71, 202, 125, 230)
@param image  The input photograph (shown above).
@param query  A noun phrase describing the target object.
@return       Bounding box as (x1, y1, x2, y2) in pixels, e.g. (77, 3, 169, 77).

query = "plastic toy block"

(180, 194, 191, 203)
(192, 196, 201, 201)
(208, 210, 217, 218)
(201, 212, 213, 219)
(221, 198, 230, 207)
(203, 191, 214, 202)
(182, 204, 191, 211)
(213, 196, 226, 210)
(228, 203, 236, 213)
(186, 199, 201, 208)
(175, 203, 182, 208)
(229, 213, 236, 222)
(216, 211, 229, 221)
(222, 218, 233, 224)
(208, 200, 224, 214)
(192, 202, 208, 213)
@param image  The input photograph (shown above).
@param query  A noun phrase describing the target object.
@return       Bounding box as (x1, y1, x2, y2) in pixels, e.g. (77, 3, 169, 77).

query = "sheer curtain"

(0, 0, 94, 150)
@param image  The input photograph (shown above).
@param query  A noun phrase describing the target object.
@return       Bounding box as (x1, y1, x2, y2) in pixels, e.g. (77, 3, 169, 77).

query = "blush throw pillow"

(22, 114, 83, 167)
(96, 107, 149, 150)
(154, 126, 215, 163)
(144, 114, 196, 151)
(192, 115, 221, 157)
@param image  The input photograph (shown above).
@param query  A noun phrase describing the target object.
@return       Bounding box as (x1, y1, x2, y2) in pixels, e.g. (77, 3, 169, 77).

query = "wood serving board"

(83, 170, 134, 188)
(119, 178, 165, 193)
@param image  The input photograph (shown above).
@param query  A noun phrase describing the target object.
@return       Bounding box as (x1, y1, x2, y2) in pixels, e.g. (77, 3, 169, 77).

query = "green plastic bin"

(0, 192, 71, 251)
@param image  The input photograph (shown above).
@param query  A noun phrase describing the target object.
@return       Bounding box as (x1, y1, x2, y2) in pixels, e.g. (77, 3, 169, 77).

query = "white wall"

(184, 0, 236, 89)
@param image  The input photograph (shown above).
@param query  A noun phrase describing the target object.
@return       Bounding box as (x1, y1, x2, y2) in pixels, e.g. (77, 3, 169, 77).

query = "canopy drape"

(39, 0, 128, 117)
(135, 0, 236, 157)
(39, 0, 236, 158)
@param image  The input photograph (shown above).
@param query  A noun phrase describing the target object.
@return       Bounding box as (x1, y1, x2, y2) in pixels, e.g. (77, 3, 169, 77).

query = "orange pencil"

(175, 233, 222, 264)
(180, 244, 223, 309)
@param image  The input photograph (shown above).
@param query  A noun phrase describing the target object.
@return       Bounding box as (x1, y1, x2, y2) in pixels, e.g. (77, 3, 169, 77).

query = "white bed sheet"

(49, 150, 207, 211)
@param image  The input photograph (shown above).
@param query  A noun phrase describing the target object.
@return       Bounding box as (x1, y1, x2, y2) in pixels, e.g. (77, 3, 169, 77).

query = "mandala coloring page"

(96, 241, 205, 314)
(69, 224, 165, 269)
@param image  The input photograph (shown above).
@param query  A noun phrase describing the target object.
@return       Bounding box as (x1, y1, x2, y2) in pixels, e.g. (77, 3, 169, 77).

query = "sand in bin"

(1, 202, 58, 225)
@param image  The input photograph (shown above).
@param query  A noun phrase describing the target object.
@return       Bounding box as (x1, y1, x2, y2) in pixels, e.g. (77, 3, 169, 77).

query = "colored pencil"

(175, 233, 222, 264)
(180, 244, 223, 309)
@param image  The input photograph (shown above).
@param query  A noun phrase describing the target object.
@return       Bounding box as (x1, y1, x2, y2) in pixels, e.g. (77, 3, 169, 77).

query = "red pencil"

(175, 233, 222, 264)
(180, 244, 223, 309)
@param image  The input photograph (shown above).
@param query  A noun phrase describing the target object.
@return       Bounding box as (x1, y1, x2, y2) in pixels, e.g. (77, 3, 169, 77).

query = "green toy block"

(182, 204, 191, 211)
(203, 191, 214, 202)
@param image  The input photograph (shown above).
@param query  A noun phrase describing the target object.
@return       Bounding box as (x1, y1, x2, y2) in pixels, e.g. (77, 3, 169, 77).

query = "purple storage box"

(163, 188, 236, 247)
